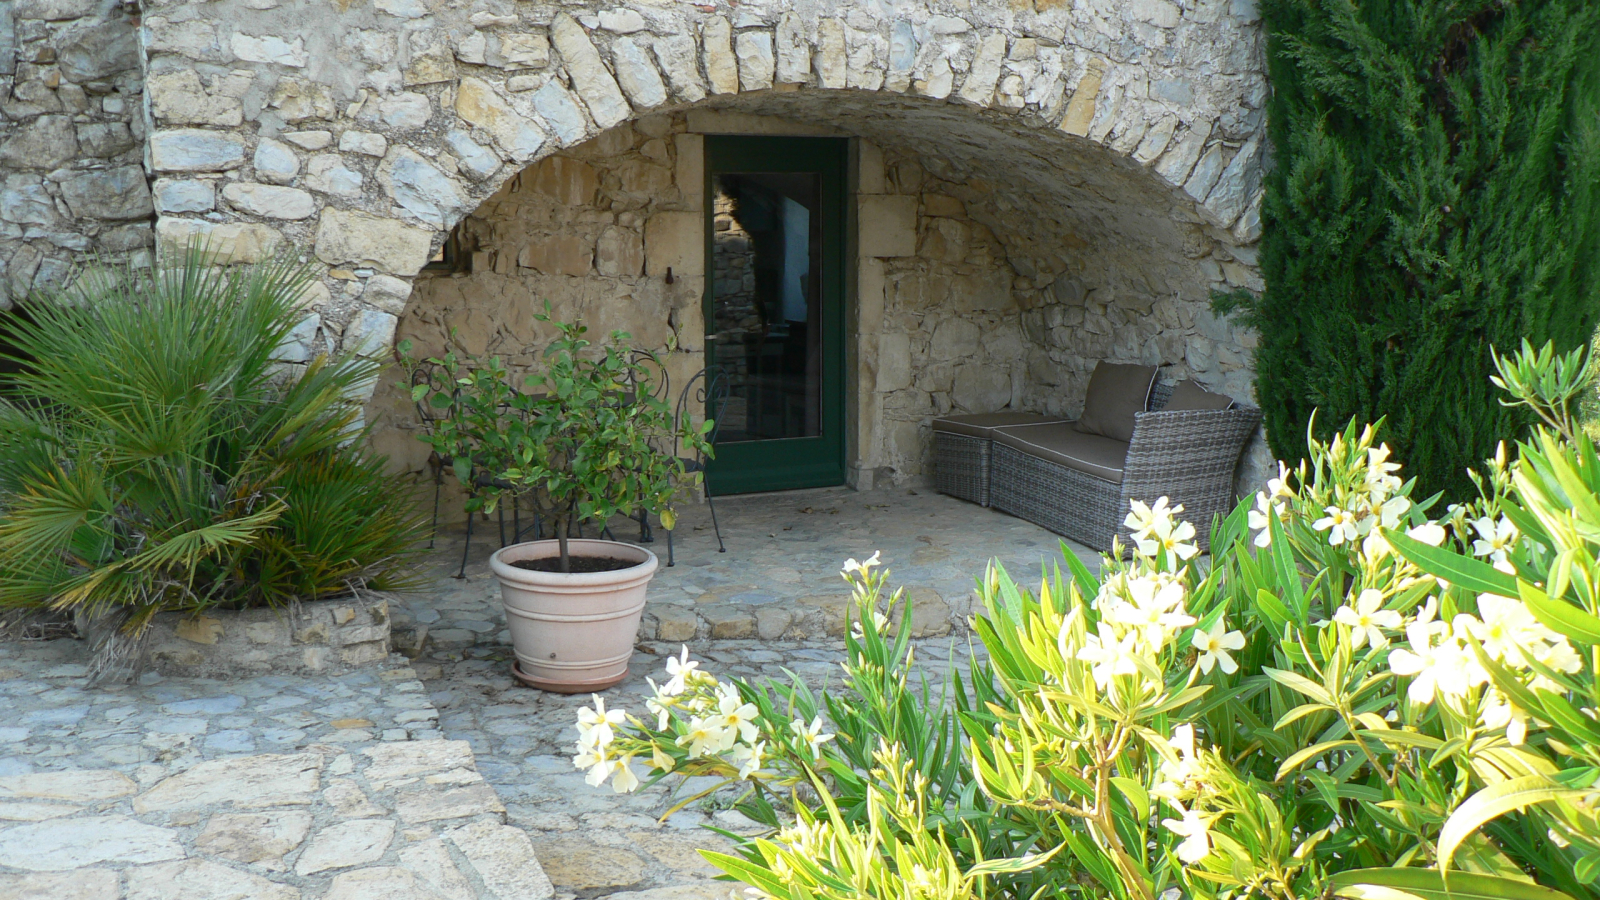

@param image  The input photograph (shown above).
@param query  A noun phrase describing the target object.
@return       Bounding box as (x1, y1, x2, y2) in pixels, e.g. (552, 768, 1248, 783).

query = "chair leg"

(457, 509, 474, 579)
(707, 492, 726, 553)
(428, 477, 441, 550)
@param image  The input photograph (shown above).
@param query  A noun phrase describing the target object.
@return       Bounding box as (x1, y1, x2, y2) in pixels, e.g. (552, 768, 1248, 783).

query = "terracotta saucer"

(510, 659, 627, 693)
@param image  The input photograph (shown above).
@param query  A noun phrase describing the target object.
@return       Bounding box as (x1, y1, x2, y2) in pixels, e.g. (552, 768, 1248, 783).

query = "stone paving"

(0, 487, 1094, 900)
(391, 486, 1086, 898)
(392, 485, 1099, 649)
(0, 640, 550, 900)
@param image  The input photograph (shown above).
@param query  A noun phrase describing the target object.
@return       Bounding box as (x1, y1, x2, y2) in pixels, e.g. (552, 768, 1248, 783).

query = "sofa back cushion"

(1161, 380, 1235, 411)
(1073, 362, 1157, 442)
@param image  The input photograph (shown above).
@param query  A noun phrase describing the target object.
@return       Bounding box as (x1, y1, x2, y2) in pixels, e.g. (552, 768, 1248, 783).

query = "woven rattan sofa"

(934, 373, 1260, 553)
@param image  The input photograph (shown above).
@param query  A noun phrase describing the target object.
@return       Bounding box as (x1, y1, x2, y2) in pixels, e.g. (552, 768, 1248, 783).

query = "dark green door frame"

(702, 135, 849, 494)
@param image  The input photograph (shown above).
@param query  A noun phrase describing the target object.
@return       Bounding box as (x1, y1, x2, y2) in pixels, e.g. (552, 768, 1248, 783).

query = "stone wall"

(368, 112, 706, 490)
(127, 0, 1269, 393)
(0, 0, 1273, 496)
(0, 0, 152, 309)
(141, 592, 393, 679)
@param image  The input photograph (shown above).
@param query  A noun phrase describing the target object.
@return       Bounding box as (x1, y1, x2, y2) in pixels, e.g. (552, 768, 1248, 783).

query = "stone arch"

(138, 0, 1269, 486)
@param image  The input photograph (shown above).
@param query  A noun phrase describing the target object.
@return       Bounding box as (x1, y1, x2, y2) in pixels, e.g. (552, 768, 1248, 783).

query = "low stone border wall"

(143, 593, 393, 679)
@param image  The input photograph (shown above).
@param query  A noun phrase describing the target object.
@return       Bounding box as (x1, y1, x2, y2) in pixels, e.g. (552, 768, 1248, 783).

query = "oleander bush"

(0, 252, 426, 663)
(578, 340, 1600, 900)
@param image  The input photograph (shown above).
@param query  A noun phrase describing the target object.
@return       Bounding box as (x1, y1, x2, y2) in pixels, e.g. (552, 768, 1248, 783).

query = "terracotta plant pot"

(489, 538, 658, 693)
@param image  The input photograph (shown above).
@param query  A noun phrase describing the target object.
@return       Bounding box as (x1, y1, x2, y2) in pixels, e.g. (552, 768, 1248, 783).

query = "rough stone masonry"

(2, 0, 1273, 493)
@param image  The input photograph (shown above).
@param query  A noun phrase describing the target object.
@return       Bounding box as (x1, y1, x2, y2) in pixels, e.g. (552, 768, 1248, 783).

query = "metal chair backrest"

(625, 349, 672, 408)
(675, 366, 732, 463)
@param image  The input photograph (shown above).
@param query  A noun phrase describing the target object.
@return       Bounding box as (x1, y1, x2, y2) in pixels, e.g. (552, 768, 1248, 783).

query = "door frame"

(701, 135, 850, 495)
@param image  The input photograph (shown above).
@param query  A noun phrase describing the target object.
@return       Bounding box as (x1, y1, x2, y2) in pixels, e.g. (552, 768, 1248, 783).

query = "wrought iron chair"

(410, 359, 533, 578)
(654, 366, 731, 567)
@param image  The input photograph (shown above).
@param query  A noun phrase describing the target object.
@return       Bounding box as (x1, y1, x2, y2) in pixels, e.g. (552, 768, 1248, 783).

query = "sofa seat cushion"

(933, 412, 1068, 439)
(994, 421, 1130, 484)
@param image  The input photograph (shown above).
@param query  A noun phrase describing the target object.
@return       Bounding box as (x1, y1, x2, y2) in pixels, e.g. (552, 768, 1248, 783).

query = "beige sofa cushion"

(1162, 380, 1235, 411)
(1073, 362, 1157, 442)
(932, 412, 1068, 439)
(994, 422, 1130, 484)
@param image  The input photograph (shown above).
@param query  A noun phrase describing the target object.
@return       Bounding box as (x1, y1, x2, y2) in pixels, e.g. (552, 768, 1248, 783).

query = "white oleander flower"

(1314, 506, 1362, 546)
(1106, 574, 1194, 650)
(1389, 619, 1484, 705)
(730, 740, 765, 779)
(1471, 516, 1519, 569)
(1078, 622, 1143, 689)
(1406, 521, 1447, 546)
(842, 551, 882, 575)
(1162, 803, 1214, 864)
(679, 716, 733, 757)
(581, 750, 614, 787)
(573, 739, 604, 772)
(1248, 492, 1283, 548)
(1481, 689, 1529, 745)
(1268, 461, 1296, 501)
(1333, 589, 1403, 650)
(1125, 497, 1177, 539)
(1376, 495, 1410, 530)
(575, 695, 625, 749)
(610, 754, 640, 792)
(1365, 444, 1403, 498)
(650, 744, 675, 772)
(663, 645, 700, 695)
(1192, 619, 1245, 675)
(645, 677, 675, 730)
(1458, 594, 1545, 667)
(791, 715, 835, 761)
(1533, 636, 1583, 677)
(713, 683, 761, 744)
(1154, 724, 1202, 799)
(851, 609, 891, 639)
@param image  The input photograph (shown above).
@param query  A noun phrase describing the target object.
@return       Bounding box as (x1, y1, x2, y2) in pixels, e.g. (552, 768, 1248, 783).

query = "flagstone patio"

(390, 485, 1100, 652)
(0, 487, 1097, 900)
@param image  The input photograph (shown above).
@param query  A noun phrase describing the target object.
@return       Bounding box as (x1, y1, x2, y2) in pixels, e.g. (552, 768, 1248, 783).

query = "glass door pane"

(710, 172, 823, 443)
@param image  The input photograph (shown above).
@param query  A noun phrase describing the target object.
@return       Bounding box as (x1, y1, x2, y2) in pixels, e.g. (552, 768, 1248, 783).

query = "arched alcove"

(133, 0, 1271, 502)
(366, 91, 1263, 503)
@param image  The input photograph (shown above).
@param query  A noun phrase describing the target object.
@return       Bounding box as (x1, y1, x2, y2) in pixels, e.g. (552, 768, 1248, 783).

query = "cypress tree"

(1231, 0, 1600, 498)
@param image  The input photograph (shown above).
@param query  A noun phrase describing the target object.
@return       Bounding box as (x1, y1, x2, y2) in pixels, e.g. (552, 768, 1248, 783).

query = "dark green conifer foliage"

(1231, 0, 1600, 498)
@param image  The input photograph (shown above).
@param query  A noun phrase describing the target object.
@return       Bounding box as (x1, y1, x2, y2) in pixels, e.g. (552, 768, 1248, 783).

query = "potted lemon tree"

(403, 314, 710, 691)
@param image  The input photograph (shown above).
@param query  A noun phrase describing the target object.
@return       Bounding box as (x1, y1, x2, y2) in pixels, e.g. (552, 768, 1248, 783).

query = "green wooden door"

(702, 136, 848, 494)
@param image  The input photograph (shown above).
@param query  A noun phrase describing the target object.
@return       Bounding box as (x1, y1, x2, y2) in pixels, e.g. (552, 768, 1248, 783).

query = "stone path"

(0, 487, 1093, 900)
(392, 486, 1098, 650)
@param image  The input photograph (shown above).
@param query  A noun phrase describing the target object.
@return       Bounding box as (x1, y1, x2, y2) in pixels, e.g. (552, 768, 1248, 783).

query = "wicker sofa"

(934, 380, 1260, 553)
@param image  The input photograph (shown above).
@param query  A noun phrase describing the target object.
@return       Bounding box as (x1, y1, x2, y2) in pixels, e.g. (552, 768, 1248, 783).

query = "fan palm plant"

(0, 249, 425, 675)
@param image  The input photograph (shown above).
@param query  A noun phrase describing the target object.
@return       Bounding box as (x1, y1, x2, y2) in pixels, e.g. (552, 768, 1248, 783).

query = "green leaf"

(700, 850, 793, 896)
(1264, 667, 1337, 707)
(1329, 868, 1578, 900)
(1519, 580, 1600, 646)
(965, 842, 1063, 877)
(1276, 739, 1357, 781)
(1387, 530, 1518, 598)
(1438, 775, 1585, 875)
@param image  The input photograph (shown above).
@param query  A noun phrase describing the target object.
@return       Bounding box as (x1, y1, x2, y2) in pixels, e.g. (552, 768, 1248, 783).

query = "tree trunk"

(556, 516, 571, 573)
